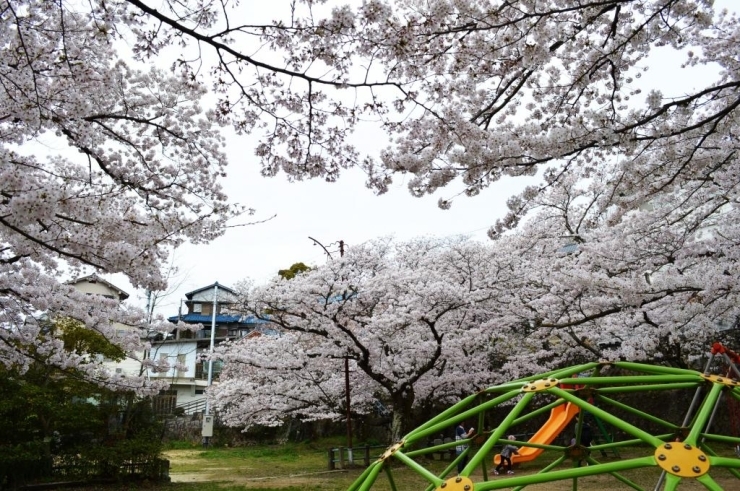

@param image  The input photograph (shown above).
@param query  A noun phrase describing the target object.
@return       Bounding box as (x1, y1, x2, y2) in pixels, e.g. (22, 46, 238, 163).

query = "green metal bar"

(597, 382, 699, 394)
(391, 451, 443, 487)
(405, 438, 460, 457)
(587, 434, 673, 452)
(484, 381, 530, 394)
(475, 456, 656, 491)
(496, 437, 564, 452)
(511, 398, 567, 426)
(661, 472, 681, 491)
(405, 389, 520, 445)
(550, 387, 665, 447)
(484, 363, 599, 394)
(346, 460, 379, 491)
(438, 457, 459, 481)
(574, 409, 586, 446)
(596, 394, 679, 430)
(702, 432, 740, 444)
(728, 388, 740, 402)
(480, 448, 489, 481)
(512, 454, 568, 491)
(701, 446, 740, 479)
(383, 464, 398, 491)
(604, 470, 647, 491)
(695, 473, 724, 491)
(710, 456, 740, 469)
(508, 362, 601, 384)
(685, 382, 723, 445)
(423, 454, 460, 491)
(590, 413, 619, 457)
(611, 361, 702, 376)
(549, 362, 602, 380)
(475, 395, 489, 480)
(357, 461, 384, 491)
(463, 392, 534, 475)
(405, 391, 478, 438)
(558, 374, 700, 386)
(446, 446, 471, 477)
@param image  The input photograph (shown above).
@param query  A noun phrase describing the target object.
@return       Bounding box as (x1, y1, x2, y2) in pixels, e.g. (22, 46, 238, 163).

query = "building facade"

(162, 282, 269, 410)
(68, 274, 145, 378)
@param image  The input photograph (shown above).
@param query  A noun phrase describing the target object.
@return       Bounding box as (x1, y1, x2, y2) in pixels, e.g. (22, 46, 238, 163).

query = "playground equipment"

(491, 374, 615, 467)
(494, 401, 580, 465)
(348, 352, 740, 491)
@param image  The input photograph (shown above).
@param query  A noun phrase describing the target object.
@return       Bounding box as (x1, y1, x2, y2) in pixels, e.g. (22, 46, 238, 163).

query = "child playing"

(494, 435, 519, 475)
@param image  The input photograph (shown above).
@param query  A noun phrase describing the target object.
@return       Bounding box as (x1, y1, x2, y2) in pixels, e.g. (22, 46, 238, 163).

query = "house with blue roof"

(153, 282, 270, 411)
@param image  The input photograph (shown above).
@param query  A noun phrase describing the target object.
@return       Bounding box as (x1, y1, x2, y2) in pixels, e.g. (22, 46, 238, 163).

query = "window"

(193, 303, 202, 313)
(195, 389, 205, 395)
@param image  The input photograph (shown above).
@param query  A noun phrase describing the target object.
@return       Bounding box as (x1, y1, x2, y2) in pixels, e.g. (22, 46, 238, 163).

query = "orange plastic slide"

(494, 402, 580, 465)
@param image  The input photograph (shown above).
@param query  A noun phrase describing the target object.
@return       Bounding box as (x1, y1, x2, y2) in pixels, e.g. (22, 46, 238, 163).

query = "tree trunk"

(390, 411, 404, 443)
(390, 387, 415, 442)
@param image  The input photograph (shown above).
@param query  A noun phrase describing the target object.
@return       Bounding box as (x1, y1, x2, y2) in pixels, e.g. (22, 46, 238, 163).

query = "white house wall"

(72, 281, 124, 301)
(149, 340, 200, 380)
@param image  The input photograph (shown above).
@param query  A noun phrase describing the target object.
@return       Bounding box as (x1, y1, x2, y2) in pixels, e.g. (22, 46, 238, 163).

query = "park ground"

(162, 441, 739, 490)
(59, 440, 740, 490)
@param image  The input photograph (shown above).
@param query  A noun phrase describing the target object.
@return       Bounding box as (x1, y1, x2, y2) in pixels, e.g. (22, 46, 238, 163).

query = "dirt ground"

(164, 449, 740, 490)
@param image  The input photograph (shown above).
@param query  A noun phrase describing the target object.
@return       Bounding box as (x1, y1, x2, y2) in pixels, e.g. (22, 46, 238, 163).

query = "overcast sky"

(121, 128, 535, 316)
(106, 0, 737, 318)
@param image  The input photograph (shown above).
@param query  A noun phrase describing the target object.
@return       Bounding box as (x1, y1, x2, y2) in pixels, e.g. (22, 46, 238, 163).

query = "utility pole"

(308, 237, 351, 463)
(338, 240, 351, 462)
(202, 283, 218, 447)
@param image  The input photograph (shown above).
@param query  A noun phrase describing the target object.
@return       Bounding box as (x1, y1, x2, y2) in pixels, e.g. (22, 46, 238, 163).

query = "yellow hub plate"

(654, 442, 710, 477)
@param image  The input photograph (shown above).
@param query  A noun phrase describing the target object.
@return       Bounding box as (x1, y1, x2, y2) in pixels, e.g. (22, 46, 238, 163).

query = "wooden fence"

(327, 445, 387, 470)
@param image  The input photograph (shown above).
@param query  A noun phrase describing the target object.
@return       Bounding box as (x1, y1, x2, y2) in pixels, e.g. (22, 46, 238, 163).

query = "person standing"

(455, 422, 476, 473)
(578, 423, 593, 466)
(494, 435, 520, 475)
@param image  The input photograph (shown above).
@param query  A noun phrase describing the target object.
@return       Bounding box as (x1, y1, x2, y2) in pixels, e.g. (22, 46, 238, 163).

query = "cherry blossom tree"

(1, 1, 240, 392)
(117, 1, 740, 371)
(485, 164, 740, 377)
(83, 0, 740, 396)
(212, 238, 502, 440)
(118, 0, 738, 215)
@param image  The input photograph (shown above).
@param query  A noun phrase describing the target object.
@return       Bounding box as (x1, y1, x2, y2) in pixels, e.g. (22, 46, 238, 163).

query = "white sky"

(123, 132, 533, 316)
(103, 0, 737, 317)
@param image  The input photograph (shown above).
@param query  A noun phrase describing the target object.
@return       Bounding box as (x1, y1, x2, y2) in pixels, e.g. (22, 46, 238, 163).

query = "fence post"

(328, 448, 335, 470)
(339, 446, 345, 469)
(364, 445, 370, 466)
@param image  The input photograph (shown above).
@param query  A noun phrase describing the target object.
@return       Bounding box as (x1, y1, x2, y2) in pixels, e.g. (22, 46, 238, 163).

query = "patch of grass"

(160, 440, 740, 490)
(164, 440, 205, 450)
(199, 445, 300, 461)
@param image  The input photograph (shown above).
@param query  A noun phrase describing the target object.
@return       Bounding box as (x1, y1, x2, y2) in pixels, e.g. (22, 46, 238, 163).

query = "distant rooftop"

(183, 282, 238, 300)
(68, 273, 129, 300)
